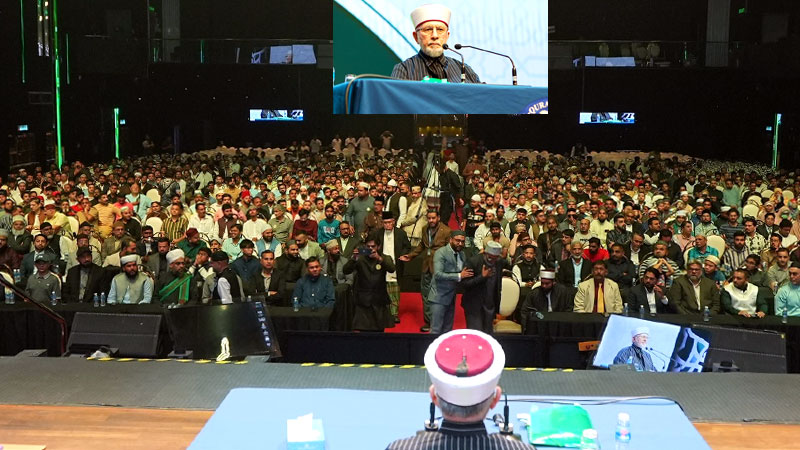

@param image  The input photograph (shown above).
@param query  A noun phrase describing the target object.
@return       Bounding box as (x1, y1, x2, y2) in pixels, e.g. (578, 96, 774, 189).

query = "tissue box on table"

(287, 414, 325, 450)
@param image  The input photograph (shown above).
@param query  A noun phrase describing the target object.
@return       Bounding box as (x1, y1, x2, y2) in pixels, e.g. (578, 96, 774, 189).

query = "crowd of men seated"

(1, 137, 800, 335)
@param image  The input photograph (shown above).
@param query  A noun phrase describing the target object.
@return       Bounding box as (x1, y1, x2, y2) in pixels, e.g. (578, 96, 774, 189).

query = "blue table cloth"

(190, 387, 709, 449)
(333, 79, 548, 114)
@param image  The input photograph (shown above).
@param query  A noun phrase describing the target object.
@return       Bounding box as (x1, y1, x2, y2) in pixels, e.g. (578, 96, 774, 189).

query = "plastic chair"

(742, 204, 759, 219)
(145, 188, 161, 203)
(707, 235, 726, 258)
(493, 277, 525, 334)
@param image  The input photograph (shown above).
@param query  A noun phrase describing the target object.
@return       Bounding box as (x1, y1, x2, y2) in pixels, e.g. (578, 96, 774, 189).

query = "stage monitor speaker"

(68, 312, 162, 358)
(694, 325, 786, 373)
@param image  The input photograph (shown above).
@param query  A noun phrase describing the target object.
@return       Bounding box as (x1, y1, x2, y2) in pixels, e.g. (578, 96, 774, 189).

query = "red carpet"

(385, 292, 466, 333)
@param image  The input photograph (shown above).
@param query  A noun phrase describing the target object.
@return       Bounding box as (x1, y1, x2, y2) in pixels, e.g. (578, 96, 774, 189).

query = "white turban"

(166, 249, 185, 265)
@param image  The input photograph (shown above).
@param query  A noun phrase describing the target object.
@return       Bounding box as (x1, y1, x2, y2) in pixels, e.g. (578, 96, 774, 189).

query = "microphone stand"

(442, 44, 466, 83)
(645, 347, 671, 371)
(455, 44, 517, 85)
(0, 267, 68, 355)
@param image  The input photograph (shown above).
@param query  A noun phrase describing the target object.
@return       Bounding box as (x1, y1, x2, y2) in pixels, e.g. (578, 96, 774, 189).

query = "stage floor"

(2, 357, 800, 449)
(1, 357, 799, 424)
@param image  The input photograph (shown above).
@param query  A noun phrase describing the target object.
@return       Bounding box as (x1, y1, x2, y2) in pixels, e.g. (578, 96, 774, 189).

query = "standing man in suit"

(556, 241, 592, 289)
(668, 259, 721, 315)
(460, 241, 511, 333)
(399, 209, 451, 332)
(573, 260, 623, 313)
(335, 221, 362, 259)
(429, 231, 473, 334)
(369, 211, 411, 323)
(627, 267, 672, 314)
(62, 246, 108, 303)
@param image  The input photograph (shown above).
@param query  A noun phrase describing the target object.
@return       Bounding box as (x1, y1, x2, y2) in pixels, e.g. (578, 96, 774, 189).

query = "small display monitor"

(579, 112, 635, 124)
(593, 315, 711, 372)
(165, 302, 280, 359)
(18, 124, 29, 131)
(269, 45, 316, 64)
(249, 109, 304, 121)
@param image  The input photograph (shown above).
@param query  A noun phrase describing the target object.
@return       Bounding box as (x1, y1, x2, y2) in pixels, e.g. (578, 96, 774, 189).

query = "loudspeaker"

(68, 312, 162, 358)
(694, 325, 787, 373)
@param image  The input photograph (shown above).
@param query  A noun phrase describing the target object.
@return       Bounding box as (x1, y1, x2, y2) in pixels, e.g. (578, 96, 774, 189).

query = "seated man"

(627, 267, 671, 314)
(154, 249, 192, 305)
(247, 249, 286, 305)
(188, 247, 214, 304)
(687, 234, 719, 263)
(62, 246, 108, 303)
(720, 268, 768, 318)
(104, 238, 141, 269)
(275, 240, 304, 283)
(230, 239, 261, 288)
(606, 243, 635, 296)
(519, 270, 573, 324)
(25, 253, 61, 303)
(177, 227, 207, 261)
(555, 241, 592, 289)
(637, 241, 679, 288)
(703, 255, 726, 286)
(320, 240, 354, 287)
(573, 260, 623, 313)
(107, 254, 154, 304)
(775, 262, 800, 317)
(582, 237, 609, 263)
(668, 259, 720, 315)
(387, 330, 519, 449)
(208, 251, 245, 304)
(291, 256, 335, 309)
(612, 326, 657, 372)
(512, 245, 540, 290)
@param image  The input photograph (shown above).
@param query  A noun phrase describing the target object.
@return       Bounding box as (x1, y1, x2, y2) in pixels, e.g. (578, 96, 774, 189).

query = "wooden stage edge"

(1, 405, 799, 450)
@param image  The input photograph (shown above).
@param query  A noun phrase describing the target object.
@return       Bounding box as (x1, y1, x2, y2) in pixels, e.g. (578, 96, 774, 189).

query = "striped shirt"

(162, 216, 188, 243)
(721, 245, 749, 277)
(391, 51, 481, 84)
(386, 420, 534, 450)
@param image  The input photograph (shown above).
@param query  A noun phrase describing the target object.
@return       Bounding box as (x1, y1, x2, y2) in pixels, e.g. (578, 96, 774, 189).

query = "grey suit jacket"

(429, 244, 466, 306)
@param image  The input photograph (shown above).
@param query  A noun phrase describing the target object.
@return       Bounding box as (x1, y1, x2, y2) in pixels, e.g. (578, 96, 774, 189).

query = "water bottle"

(638, 304, 645, 318)
(622, 303, 629, 316)
(580, 428, 600, 449)
(5, 288, 15, 305)
(292, 296, 300, 312)
(247, 295, 252, 303)
(100, 292, 107, 307)
(783, 308, 789, 324)
(13, 269, 21, 284)
(50, 290, 58, 306)
(615, 412, 631, 449)
(703, 306, 710, 322)
(93, 292, 100, 308)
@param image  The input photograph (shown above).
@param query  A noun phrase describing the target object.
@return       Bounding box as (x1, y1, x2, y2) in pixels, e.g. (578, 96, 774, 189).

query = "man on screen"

(391, 4, 482, 83)
(613, 327, 657, 372)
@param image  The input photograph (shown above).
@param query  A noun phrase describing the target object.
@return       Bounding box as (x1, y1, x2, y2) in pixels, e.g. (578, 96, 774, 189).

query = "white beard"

(12, 229, 24, 237)
(420, 45, 444, 58)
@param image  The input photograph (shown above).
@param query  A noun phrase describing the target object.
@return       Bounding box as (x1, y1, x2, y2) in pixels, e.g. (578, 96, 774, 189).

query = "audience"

(2, 141, 800, 338)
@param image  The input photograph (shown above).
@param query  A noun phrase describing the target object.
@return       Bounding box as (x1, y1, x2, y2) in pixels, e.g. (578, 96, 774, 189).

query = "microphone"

(454, 43, 517, 85)
(442, 44, 466, 83)
(645, 347, 671, 371)
(424, 401, 439, 431)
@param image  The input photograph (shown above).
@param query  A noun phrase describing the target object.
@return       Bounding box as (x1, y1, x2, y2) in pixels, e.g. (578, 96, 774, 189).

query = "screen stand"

(168, 349, 194, 359)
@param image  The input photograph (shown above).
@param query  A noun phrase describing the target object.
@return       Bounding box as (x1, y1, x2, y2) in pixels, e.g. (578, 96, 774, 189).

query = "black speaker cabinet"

(68, 312, 162, 357)
(694, 325, 787, 373)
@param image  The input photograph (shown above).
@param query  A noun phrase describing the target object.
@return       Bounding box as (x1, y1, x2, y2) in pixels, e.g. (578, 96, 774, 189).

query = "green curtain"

(333, 3, 404, 84)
